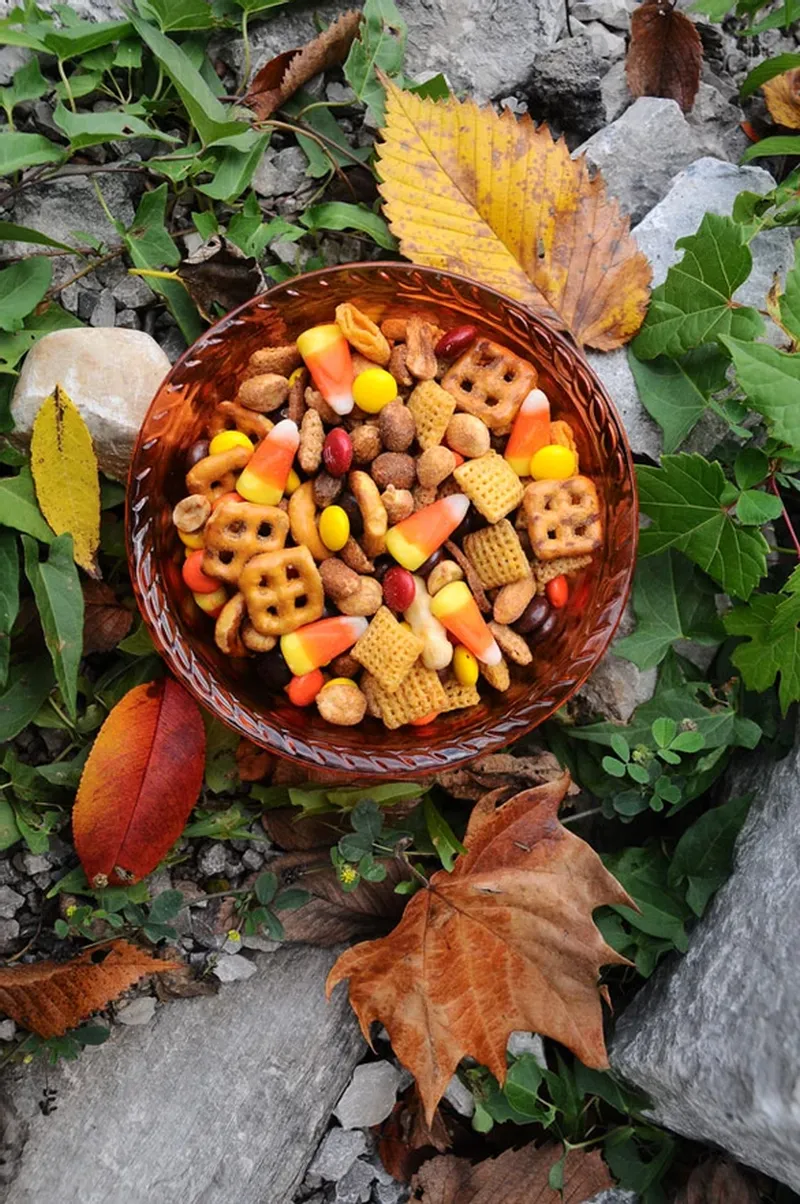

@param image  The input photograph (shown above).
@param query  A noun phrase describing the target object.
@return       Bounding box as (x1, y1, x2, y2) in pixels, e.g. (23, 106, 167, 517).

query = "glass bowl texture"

(127, 263, 636, 778)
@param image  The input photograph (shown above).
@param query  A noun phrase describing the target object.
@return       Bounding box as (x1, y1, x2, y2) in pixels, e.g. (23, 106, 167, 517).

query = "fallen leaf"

(177, 236, 266, 323)
(376, 79, 651, 351)
(235, 737, 273, 783)
(0, 940, 179, 1038)
(676, 1157, 761, 1204)
(763, 68, 800, 130)
(262, 808, 350, 851)
(273, 849, 406, 945)
(30, 385, 100, 577)
(379, 1089, 452, 1183)
(244, 9, 361, 119)
(72, 678, 206, 887)
(327, 775, 633, 1121)
(153, 945, 218, 1002)
(626, 0, 703, 115)
(412, 1143, 613, 1204)
(434, 751, 576, 803)
(82, 580, 133, 654)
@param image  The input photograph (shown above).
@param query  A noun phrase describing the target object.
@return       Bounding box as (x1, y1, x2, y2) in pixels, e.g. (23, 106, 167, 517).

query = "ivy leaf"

(725, 593, 800, 713)
(21, 535, 84, 722)
(344, 0, 407, 123)
(300, 202, 397, 251)
(282, 91, 371, 177)
(40, 19, 133, 61)
(0, 529, 19, 690)
(0, 131, 63, 176)
(628, 344, 730, 453)
(134, 0, 217, 32)
(616, 550, 724, 672)
(632, 214, 764, 360)
(195, 131, 270, 203)
(603, 845, 691, 950)
(123, 183, 180, 269)
(0, 258, 52, 333)
(637, 453, 768, 600)
(0, 57, 49, 116)
(668, 793, 751, 917)
(721, 335, 800, 446)
(52, 102, 177, 150)
(734, 489, 784, 525)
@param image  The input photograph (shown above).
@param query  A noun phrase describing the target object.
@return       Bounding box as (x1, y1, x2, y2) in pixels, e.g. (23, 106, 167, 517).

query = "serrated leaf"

(243, 9, 361, 120)
(135, 0, 217, 32)
(724, 593, 800, 713)
(0, 529, 19, 690)
(30, 385, 101, 577)
(625, 0, 702, 113)
(628, 343, 729, 453)
(632, 214, 763, 360)
(0, 258, 52, 333)
(0, 466, 54, 543)
(22, 534, 83, 721)
(762, 66, 800, 130)
(722, 334, 800, 446)
(615, 550, 723, 671)
(637, 453, 768, 600)
(0, 131, 64, 177)
(778, 240, 800, 341)
(735, 488, 784, 525)
(344, 0, 406, 123)
(52, 101, 177, 150)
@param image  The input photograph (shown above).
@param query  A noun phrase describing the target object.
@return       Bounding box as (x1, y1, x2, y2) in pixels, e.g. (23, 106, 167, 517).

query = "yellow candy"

(178, 529, 205, 550)
(209, 429, 254, 456)
(321, 677, 356, 691)
(453, 644, 479, 687)
(352, 367, 398, 414)
(288, 366, 305, 387)
(319, 504, 350, 552)
(285, 467, 302, 495)
(530, 444, 576, 481)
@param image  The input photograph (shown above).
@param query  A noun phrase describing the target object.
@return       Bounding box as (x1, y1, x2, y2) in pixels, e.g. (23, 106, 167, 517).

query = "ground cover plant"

(2, 0, 800, 1198)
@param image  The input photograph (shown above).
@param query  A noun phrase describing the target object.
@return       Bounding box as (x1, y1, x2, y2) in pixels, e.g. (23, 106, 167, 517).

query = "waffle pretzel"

(441, 339, 537, 433)
(240, 545, 324, 637)
(523, 476, 602, 562)
(454, 450, 524, 524)
(202, 499, 289, 585)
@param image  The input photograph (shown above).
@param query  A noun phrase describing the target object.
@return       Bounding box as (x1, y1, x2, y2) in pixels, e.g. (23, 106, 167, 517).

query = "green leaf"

(722, 335, 800, 447)
(628, 344, 730, 453)
(22, 534, 83, 721)
(408, 72, 449, 100)
(344, 0, 407, 123)
(0, 798, 21, 851)
(651, 717, 677, 748)
(670, 730, 704, 753)
(0, 655, 54, 741)
(423, 795, 467, 871)
(668, 793, 751, 916)
(196, 132, 270, 203)
(632, 214, 763, 360)
(350, 800, 384, 840)
(779, 240, 800, 341)
(637, 454, 768, 600)
(41, 19, 133, 60)
(254, 870, 278, 905)
(0, 528, 19, 690)
(52, 101, 177, 150)
(37, 745, 90, 788)
(734, 446, 768, 491)
(604, 846, 691, 948)
(0, 466, 54, 542)
(135, 0, 218, 31)
(273, 887, 310, 910)
(610, 733, 630, 761)
(0, 221, 75, 253)
(740, 52, 800, 97)
(300, 202, 397, 251)
(282, 91, 371, 178)
(615, 550, 723, 671)
(124, 183, 180, 269)
(0, 257, 52, 333)
(202, 712, 239, 794)
(735, 488, 784, 525)
(148, 888, 184, 923)
(724, 593, 800, 713)
(0, 56, 48, 114)
(118, 621, 155, 656)
(601, 756, 627, 778)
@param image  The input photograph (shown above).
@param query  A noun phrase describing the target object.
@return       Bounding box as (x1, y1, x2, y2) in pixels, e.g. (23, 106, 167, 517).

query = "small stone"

(0, 919, 20, 953)
(88, 287, 115, 328)
(334, 1062, 404, 1129)
(582, 21, 626, 60)
(326, 82, 356, 104)
(600, 60, 632, 124)
(374, 1184, 408, 1204)
(112, 273, 155, 309)
(241, 849, 263, 872)
(334, 1158, 375, 1204)
(506, 1031, 547, 1065)
(114, 308, 141, 330)
(197, 843, 227, 878)
(212, 954, 257, 983)
(571, 0, 635, 28)
(15, 852, 50, 876)
(309, 1127, 369, 1182)
(443, 1073, 475, 1118)
(253, 146, 308, 198)
(587, 1192, 638, 1204)
(157, 324, 189, 365)
(116, 996, 157, 1026)
(77, 291, 98, 322)
(10, 328, 172, 481)
(0, 861, 17, 887)
(0, 886, 25, 919)
(241, 933, 281, 953)
(0, 1018, 16, 1041)
(525, 36, 605, 144)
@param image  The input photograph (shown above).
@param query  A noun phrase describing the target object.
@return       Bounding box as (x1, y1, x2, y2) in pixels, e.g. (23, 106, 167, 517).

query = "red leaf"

(73, 678, 205, 887)
(243, 9, 361, 120)
(626, 0, 702, 114)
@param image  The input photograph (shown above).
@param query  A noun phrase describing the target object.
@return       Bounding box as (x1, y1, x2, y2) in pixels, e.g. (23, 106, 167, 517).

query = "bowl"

(126, 263, 636, 778)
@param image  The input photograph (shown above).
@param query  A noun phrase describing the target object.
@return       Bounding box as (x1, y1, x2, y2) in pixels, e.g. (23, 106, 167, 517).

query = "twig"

(565, 0, 572, 37)
(45, 247, 126, 298)
(770, 475, 800, 560)
(562, 806, 602, 825)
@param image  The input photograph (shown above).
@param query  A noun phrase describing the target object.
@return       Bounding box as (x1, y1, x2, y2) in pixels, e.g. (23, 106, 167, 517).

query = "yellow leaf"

(30, 385, 100, 577)
(763, 69, 800, 130)
(376, 79, 652, 351)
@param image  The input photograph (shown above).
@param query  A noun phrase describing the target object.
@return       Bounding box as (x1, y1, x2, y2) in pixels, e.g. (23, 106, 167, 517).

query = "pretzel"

(349, 470, 388, 559)
(441, 339, 537, 432)
(336, 302, 391, 365)
(523, 476, 602, 562)
(240, 545, 324, 637)
(186, 444, 250, 502)
(202, 499, 289, 585)
(209, 400, 273, 442)
(215, 592, 249, 657)
(242, 622, 276, 653)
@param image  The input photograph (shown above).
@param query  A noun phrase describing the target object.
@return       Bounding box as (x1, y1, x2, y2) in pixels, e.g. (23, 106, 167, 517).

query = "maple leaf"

(376, 79, 651, 351)
(327, 775, 633, 1122)
(72, 678, 206, 887)
(0, 940, 178, 1038)
(724, 593, 800, 714)
(763, 68, 800, 131)
(412, 1142, 613, 1204)
(243, 10, 361, 120)
(722, 334, 800, 447)
(82, 580, 133, 654)
(626, 0, 703, 115)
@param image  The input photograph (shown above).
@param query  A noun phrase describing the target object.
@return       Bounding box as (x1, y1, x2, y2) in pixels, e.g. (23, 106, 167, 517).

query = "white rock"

(0, 886, 24, 919)
(600, 61, 632, 124)
(0, 1018, 17, 1041)
(116, 997, 157, 1027)
(583, 21, 626, 60)
(572, 0, 636, 29)
(309, 1128, 369, 1182)
(506, 1031, 547, 1065)
(212, 954, 257, 983)
(10, 328, 172, 481)
(334, 1062, 404, 1129)
(443, 1074, 475, 1118)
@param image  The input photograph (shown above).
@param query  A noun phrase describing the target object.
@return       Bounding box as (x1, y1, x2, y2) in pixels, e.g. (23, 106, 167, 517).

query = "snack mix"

(174, 304, 603, 729)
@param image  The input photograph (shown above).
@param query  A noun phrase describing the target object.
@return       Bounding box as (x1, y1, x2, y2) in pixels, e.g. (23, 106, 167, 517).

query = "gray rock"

(78, 291, 99, 323)
(526, 36, 606, 143)
(571, 0, 636, 29)
(577, 603, 658, 722)
(374, 1183, 409, 1204)
(583, 21, 626, 61)
(507, 1031, 547, 1064)
(114, 308, 140, 330)
(611, 730, 800, 1189)
(156, 324, 189, 365)
(335, 1158, 375, 1204)
(115, 997, 156, 1027)
(310, 1127, 369, 1182)
(241, 848, 264, 872)
(2, 176, 136, 256)
(197, 842, 227, 878)
(0, 887, 24, 920)
(112, 273, 155, 309)
(0, 920, 19, 954)
(253, 146, 309, 199)
(334, 1062, 404, 1129)
(0, 45, 31, 85)
(3, 947, 364, 1203)
(89, 288, 117, 329)
(0, 1020, 16, 1042)
(687, 81, 747, 163)
(212, 953, 257, 983)
(588, 1193, 639, 1204)
(443, 1074, 475, 1118)
(14, 853, 50, 876)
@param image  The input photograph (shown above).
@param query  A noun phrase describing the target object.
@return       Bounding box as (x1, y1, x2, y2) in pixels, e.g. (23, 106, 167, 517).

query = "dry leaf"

(378, 1088, 452, 1184)
(272, 850, 406, 945)
(177, 236, 266, 323)
(412, 1143, 613, 1204)
(0, 940, 178, 1038)
(377, 78, 651, 351)
(676, 1158, 761, 1204)
(153, 946, 218, 1002)
(82, 581, 133, 654)
(626, 0, 703, 115)
(434, 751, 576, 803)
(244, 9, 361, 119)
(327, 774, 633, 1122)
(262, 807, 350, 851)
(30, 385, 100, 577)
(763, 68, 800, 130)
(72, 678, 205, 887)
(235, 738, 274, 783)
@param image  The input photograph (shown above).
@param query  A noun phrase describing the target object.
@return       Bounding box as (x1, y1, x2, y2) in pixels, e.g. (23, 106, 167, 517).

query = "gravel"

(309, 1128, 369, 1182)
(334, 1062, 404, 1129)
(116, 997, 157, 1026)
(0, 887, 25, 919)
(197, 843, 227, 878)
(0, 919, 20, 953)
(212, 954, 258, 983)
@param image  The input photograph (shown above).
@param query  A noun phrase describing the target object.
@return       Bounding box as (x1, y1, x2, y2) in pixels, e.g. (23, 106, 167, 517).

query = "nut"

(427, 559, 464, 595)
(417, 445, 456, 489)
(237, 372, 289, 413)
(323, 428, 354, 477)
(481, 654, 510, 692)
(298, 409, 324, 474)
(493, 575, 535, 625)
(349, 470, 388, 558)
(381, 485, 414, 524)
(287, 367, 308, 424)
(319, 557, 361, 601)
(446, 413, 491, 458)
(351, 423, 382, 464)
(330, 652, 360, 678)
(337, 576, 383, 616)
(388, 344, 413, 387)
(244, 344, 301, 378)
(305, 385, 339, 426)
(489, 620, 533, 666)
(317, 680, 367, 726)
(371, 452, 416, 491)
(435, 324, 478, 359)
(215, 592, 248, 657)
(289, 480, 330, 562)
(312, 470, 343, 509)
(380, 318, 407, 341)
(173, 494, 211, 533)
(379, 400, 415, 452)
(413, 484, 437, 510)
(340, 537, 374, 574)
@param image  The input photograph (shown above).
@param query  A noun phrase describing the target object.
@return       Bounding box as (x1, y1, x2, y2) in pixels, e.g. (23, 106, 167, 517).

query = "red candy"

(434, 324, 478, 359)
(382, 565, 415, 612)
(182, 549, 218, 594)
(322, 428, 353, 477)
(410, 711, 439, 726)
(546, 575, 569, 608)
(286, 668, 325, 707)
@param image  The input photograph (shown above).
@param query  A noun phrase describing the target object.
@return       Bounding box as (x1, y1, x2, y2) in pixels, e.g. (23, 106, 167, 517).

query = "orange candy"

(505, 388, 551, 476)
(546, 575, 569, 608)
(193, 586, 226, 618)
(286, 669, 325, 707)
(183, 549, 218, 594)
(281, 615, 368, 676)
(237, 419, 299, 506)
(410, 711, 439, 726)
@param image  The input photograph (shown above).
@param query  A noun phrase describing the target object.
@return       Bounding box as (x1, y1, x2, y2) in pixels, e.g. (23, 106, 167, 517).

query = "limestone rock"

(10, 328, 171, 481)
(525, 36, 606, 144)
(571, 0, 636, 29)
(334, 1061, 404, 1129)
(309, 1127, 369, 1181)
(575, 603, 657, 722)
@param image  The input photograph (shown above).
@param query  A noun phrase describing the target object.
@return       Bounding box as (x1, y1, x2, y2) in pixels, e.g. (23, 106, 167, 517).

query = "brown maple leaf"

(378, 1088, 452, 1184)
(82, 581, 133, 654)
(434, 750, 576, 803)
(0, 941, 179, 1038)
(327, 774, 633, 1122)
(243, 10, 361, 120)
(763, 68, 800, 130)
(412, 1142, 613, 1204)
(626, 0, 703, 115)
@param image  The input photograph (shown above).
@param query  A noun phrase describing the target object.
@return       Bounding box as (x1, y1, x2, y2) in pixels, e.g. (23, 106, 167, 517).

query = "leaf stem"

(127, 268, 181, 282)
(241, 9, 252, 89)
(769, 474, 800, 559)
(57, 58, 76, 113)
(562, 807, 603, 825)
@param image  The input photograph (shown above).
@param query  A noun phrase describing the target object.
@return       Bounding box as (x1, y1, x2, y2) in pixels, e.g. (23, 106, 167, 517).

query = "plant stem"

(57, 58, 76, 112)
(128, 268, 181, 282)
(46, 247, 126, 299)
(562, 807, 603, 825)
(770, 475, 800, 559)
(241, 9, 252, 89)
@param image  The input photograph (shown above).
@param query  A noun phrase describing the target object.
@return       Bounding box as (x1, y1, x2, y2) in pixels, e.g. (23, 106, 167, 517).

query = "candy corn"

(385, 494, 469, 572)
(297, 324, 354, 416)
(430, 581, 501, 665)
(504, 388, 551, 476)
(194, 586, 227, 618)
(236, 419, 299, 506)
(281, 615, 368, 676)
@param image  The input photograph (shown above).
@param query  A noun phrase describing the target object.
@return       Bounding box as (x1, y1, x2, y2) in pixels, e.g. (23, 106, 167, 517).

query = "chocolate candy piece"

(255, 646, 293, 692)
(417, 546, 446, 578)
(338, 491, 364, 539)
(185, 439, 210, 470)
(435, 324, 478, 359)
(514, 596, 550, 635)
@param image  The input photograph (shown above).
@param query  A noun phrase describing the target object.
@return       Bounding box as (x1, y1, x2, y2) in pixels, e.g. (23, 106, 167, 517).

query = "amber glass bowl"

(127, 264, 636, 778)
